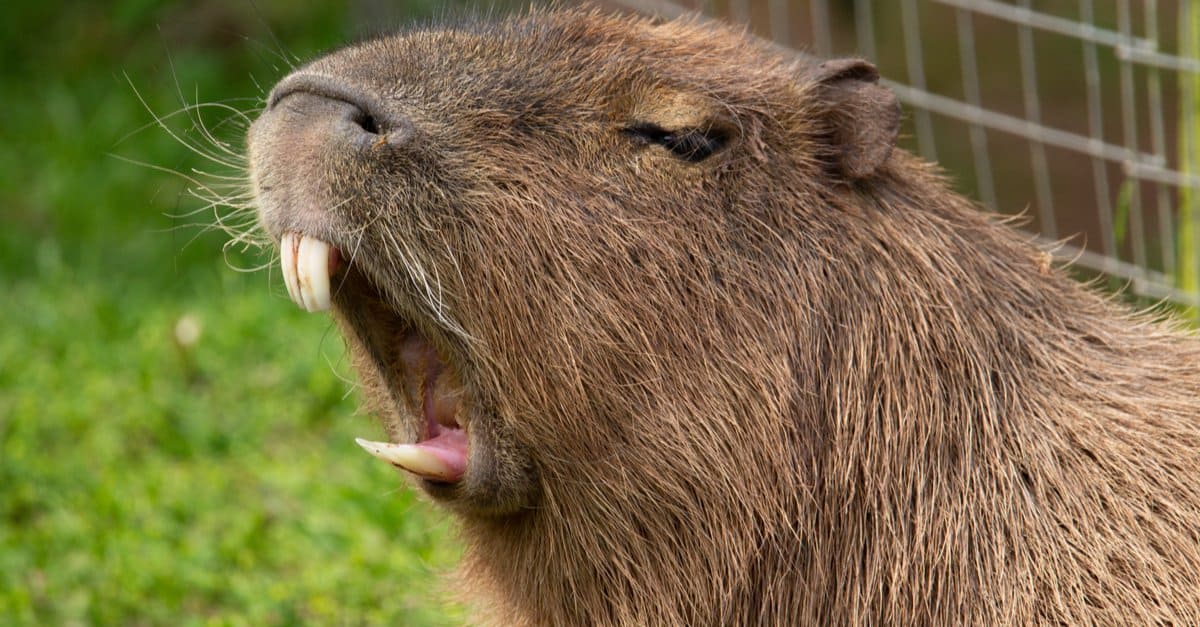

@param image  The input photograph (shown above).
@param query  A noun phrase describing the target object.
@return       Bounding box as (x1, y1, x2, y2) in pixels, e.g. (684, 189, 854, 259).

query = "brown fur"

(247, 8, 1200, 625)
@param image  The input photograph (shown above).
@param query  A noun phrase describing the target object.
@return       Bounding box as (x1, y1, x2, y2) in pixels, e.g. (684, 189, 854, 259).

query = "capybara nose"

(264, 74, 409, 150)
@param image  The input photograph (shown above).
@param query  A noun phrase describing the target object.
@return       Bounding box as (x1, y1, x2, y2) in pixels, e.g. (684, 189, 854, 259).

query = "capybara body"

(248, 8, 1200, 625)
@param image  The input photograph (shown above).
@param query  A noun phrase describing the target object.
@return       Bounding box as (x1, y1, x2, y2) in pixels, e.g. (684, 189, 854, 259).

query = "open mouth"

(278, 231, 470, 484)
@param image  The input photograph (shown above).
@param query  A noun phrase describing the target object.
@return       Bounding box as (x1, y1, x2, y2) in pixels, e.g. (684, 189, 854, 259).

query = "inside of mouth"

(283, 234, 471, 483)
(399, 332, 469, 482)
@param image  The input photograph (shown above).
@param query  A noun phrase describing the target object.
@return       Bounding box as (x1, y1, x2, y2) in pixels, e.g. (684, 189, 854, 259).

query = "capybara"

(247, 8, 1200, 625)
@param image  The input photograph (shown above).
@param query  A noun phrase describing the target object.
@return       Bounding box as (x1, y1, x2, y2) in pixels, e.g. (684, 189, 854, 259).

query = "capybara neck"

(456, 149, 1200, 625)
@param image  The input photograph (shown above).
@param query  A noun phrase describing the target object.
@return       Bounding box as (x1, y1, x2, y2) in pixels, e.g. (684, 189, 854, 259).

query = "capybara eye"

(663, 128, 727, 162)
(623, 122, 726, 163)
(624, 122, 673, 145)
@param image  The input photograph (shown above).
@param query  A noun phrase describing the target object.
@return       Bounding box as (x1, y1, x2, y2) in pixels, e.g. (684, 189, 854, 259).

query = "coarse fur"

(247, 8, 1200, 625)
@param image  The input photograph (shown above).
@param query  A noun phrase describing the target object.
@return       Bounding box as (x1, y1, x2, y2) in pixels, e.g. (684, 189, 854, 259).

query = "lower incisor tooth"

(354, 438, 457, 480)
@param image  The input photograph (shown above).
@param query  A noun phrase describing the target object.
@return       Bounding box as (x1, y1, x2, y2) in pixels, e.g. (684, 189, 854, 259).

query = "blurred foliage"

(1, 0, 466, 624)
(0, 0, 354, 278)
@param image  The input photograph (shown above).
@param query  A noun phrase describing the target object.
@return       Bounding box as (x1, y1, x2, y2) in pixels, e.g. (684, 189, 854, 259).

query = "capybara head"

(250, 9, 899, 518)
(247, 8, 1200, 626)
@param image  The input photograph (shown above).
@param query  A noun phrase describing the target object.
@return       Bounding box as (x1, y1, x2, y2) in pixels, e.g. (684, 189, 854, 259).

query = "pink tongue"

(416, 428, 469, 482)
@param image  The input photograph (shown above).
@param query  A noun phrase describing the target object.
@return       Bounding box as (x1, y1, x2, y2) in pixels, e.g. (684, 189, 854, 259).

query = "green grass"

(1, 1, 463, 624)
(0, 268, 464, 625)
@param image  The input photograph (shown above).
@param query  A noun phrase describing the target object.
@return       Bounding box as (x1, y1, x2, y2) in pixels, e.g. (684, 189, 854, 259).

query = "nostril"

(267, 74, 414, 149)
(356, 111, 380, 135)
(269, 73, 388, 135)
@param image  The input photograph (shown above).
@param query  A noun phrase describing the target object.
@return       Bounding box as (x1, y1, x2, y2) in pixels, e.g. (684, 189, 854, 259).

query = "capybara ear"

(808, 58, 901, 180)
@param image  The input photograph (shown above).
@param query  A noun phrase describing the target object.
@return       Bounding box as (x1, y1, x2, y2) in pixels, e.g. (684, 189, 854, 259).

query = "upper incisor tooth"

(280, 233, 301, 306)
(297, 235, 332, 312)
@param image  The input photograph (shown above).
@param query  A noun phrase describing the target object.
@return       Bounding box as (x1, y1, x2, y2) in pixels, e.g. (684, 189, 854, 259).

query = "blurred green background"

(4, 0, 1196, 624)
(1, 1, 471, 624)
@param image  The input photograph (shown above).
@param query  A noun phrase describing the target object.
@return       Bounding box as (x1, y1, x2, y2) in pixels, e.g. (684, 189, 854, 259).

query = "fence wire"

(614, 0, 1200, 310)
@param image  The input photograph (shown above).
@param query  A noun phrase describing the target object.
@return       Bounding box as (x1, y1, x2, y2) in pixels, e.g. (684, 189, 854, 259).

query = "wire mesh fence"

(614, 0, 1200, 311)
